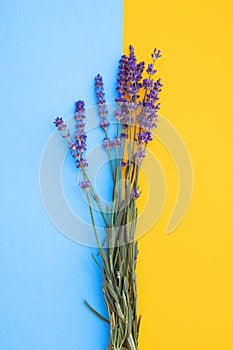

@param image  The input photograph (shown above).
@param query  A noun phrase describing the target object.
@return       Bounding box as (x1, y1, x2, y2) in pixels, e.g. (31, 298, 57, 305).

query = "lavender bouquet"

(54, 45, 162, 350)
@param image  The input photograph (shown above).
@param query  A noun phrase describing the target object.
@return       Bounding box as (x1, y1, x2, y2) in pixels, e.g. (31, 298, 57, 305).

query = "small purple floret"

(103, 138, 112, 151)
(75, 100, 85, 112)
(112, 137, 122, 148)
(79, 180, 91, 191)
(131, 187, 140, 200)
(76, 158, 88, 169)
(100, 118, 110, 131)
(134, 147, 146, 161)
(54, 117, 67, 131)
(146, 63, 157, 76)
(137, 131, 153, 144)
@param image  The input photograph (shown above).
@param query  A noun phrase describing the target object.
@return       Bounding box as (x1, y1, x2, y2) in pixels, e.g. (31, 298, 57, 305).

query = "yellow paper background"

(124, 0, 233, 348)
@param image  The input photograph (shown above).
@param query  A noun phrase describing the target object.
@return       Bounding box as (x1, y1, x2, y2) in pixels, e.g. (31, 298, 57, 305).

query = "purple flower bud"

(121, 160, 128, 167)
(114, 109, 124, 121)
(95, 74, 106, 104)
(75, 132, 87, 142)
(100, 118, 110, 131)
(74, 111, 85, 121)
(137, 114, 152, 129)
(154, 78, 163, 91)
(75, 101, 86, 127)
(146, 63, 157, 76)
(135, 147, 146, 161)
(143, 79, 154, 90)
(131, 187, 140, 200)
(76, 120, 85, 132)
(76, 142, 87, 155)
(122, 123, 129, 130)
(75, 100, 85, 112)
(76, 158, 88, 169)
(151, 48, 161, 61)
(103, 138, 112, 151)
(137, 131, 153, 144)
(69, 142, 77, 151)
(120, 132, 128, 140)
(95, 74, 103, 89)
(54, 117, 67, 131)
(79, 180, 91, 191)
(98, 104, 108, 118)
(112, 137, 122, 148)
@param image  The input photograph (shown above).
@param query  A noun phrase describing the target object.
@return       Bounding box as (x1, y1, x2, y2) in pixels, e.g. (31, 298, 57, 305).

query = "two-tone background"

(1, 1, 233, 349)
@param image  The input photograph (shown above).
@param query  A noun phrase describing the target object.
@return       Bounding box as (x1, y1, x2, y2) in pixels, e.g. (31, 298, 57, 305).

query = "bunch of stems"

(54, 46, 162, 350)
(87, 124, 142, 350)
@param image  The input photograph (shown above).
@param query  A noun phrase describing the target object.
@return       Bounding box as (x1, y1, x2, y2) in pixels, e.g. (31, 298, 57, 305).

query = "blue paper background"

(0, 1, 123, 349)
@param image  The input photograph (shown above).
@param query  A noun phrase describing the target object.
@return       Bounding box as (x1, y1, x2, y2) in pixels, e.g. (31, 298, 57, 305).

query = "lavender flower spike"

(75, 100, 85, 121)
(137, 131, 153, 144)
(73, 100, 88, 169)
(116, 54, 128, 103)
(95, 74, 109, 120)
(127, 45, 145, 102)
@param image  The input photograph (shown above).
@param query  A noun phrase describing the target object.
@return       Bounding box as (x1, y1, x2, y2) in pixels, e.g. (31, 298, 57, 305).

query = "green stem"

(82, 170, 108, 227)
(85, 188, 101, 249)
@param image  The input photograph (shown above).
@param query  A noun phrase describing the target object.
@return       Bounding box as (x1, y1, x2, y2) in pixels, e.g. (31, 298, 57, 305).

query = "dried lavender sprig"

(95, 74, 123, 174)
(115, 53, 131, 172)
(123, 48, 142, 188)
(116, 55, 128, 104)
(114, 46, 162, 197)
(143, 48, 162, 105)
(75, 100, 109, 227)
(131, 48, 162, 189)
(54, 110, 108, 227)
(127, 45, 145, 103)
(95, 74, 109, 123)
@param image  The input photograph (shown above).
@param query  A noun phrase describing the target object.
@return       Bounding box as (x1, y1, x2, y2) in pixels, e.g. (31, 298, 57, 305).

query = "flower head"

(151, 48, 161, 61)
(146, 63, 157, 76)
(95, 74, 110, 132)
(143, 78, 154, 90)
(72, 101, 88, 167)
(75, 100, 85, 112)
(95, 74, 106, 105)
(137, 131, 153, 144)
(100, 118, 110, 131)
(54, 117, 67, 131)
(116, 55, 128, 103)
(127, 45, 145, 101)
